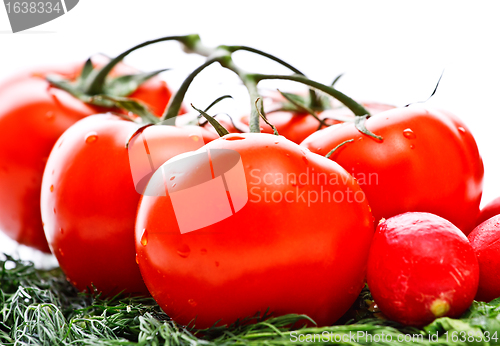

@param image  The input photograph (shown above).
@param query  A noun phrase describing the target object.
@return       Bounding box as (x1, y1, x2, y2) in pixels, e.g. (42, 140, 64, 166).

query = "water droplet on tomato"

(45, 111, 55, 120)
(135, 254, 139, 264)
(403, 128, 416, 139)
(302, 156, 309, 165)
(189, 134, 200, 142)
(215, 261, 220, 267)
(172, 183, 176, 188)
(224, 135, 245, 141)
(286, 154, 290, 157)
(50, 185, 54, 192)
(200, 248, 207, 255)
(358, 137, 363, 141)
(188, 299, 197, 307)
(177, 244, 191, 258)
(170, 175, 175, 181)
(58, 139, 64, 148)
(53, 208, 56, 214)
(51, 170, 55, 175)
(274, 141, 279, 144)
(458, 126, 466, 133)
(85, 132, 98, 144)
(60, 228, 64, 234)
(58, 248, 64, 257)
(140, 229, 148, 246)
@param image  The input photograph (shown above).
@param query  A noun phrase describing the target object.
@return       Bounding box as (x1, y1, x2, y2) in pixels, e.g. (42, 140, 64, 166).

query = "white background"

(1, 1, 500, 263)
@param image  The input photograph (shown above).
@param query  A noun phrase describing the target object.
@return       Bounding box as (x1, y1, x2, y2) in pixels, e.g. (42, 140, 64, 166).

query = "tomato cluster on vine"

(0, 34, 496, 328)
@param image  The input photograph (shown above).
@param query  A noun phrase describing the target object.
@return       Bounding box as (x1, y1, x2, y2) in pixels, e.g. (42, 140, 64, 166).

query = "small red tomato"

(468, 214, 500, 302)
(135, 133, 374, 328)
(41, 114, 217, 296)
(367, 212, 479, 327)
(301, 105, 483, 235)
(476, 197, 500, 227)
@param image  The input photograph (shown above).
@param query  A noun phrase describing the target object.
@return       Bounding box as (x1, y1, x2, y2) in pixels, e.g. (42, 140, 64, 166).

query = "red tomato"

(468, 214, 500, 302)
(0, 62, 173, 252)
(367, 212, 479, 326)
(240, 101, 395, 144)
(301, 105, 483, 235)
(40, 114, 217, 296)
(135, 133, 374, 328)
(476, 196, 500, 227)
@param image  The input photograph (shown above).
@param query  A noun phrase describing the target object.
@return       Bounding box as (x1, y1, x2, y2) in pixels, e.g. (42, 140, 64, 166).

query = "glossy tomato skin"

(476, 197, 500, 227)
(41, 114, 148, 295)
(301, 105, 483, 235)
(0, 62, 173, 252)
(468, 215, 500, 302)
(40, 114, 217, 296)
(135, 133, 374, 328)
(367, 212, 479, 326)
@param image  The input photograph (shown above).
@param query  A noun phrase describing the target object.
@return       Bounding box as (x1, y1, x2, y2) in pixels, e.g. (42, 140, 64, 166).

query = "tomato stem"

(161, 58, 220, 123)
(251, 74, 370, 117)
(84, 35, 193, 96)
(221, 45, 320, 109)
(209, 54, 261, 133)
(177, 38, 322, 129)
(250, 74, 385, 140)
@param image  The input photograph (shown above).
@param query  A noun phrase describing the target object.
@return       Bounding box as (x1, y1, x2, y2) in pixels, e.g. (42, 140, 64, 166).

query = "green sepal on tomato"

(301, 104, 484, 235)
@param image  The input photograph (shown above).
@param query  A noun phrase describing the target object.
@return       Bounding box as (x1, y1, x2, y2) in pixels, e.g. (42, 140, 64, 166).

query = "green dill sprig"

(1, 254, 500, 345)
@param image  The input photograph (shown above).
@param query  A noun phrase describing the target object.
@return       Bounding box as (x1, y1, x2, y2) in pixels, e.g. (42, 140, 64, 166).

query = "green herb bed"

(1, 255, 499, 346)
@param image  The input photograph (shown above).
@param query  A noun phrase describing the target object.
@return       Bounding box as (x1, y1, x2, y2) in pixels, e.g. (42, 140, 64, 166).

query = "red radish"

(468, 214, 500, 302)
(476, 197, 500, 227)
(367, 212, 479, 326)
